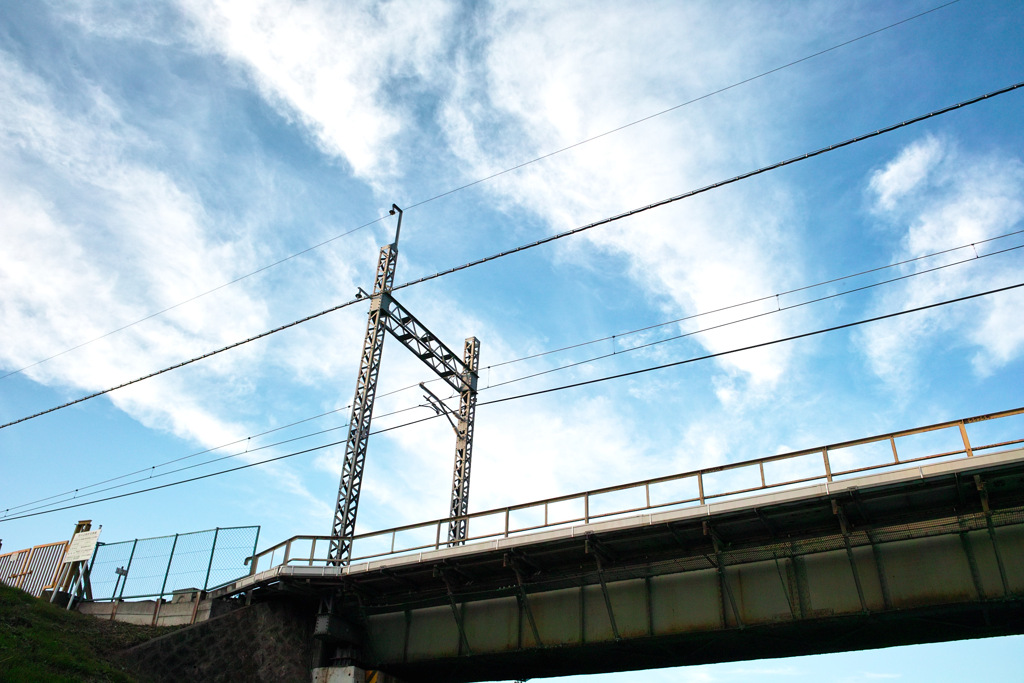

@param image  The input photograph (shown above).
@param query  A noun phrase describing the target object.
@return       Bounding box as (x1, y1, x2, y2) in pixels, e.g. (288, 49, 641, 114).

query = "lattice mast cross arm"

(373, 297, 481, 547)
(329, 206, 482, 565)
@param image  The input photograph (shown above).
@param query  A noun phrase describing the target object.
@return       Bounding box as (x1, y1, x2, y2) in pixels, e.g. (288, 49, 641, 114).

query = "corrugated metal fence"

(0, 541, 68, 597)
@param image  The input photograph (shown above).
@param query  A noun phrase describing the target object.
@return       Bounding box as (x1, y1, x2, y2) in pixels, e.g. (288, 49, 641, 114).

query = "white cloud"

(179, 0, 456, 183)
(859, 136, 1024, 384)
(0, 48, 333, 516)
(0, 55, 241, 378)
(868, 135, 944, 212)
(438, 3, 810, 395)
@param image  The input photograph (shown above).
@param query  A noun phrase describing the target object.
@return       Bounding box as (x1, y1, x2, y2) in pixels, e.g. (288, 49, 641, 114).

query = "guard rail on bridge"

(212, 406, 1024, 682)
(246, 407, 1023, 574)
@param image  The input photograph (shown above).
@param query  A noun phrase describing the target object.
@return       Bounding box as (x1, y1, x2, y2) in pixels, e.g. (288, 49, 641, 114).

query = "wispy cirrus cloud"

(438, 2, 814, 395)
(0, 48, 337, 510)
(177, 1, 826, 398)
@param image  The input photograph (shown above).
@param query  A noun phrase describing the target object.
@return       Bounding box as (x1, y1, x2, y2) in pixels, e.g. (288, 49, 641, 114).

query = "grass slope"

(0, 583, 167, 682)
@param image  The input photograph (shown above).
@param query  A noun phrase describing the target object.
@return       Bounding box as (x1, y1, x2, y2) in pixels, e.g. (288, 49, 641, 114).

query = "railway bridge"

(207, 409, 1024, 682)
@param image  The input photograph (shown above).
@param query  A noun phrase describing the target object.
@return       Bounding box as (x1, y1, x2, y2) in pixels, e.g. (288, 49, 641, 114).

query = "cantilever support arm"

(374, 293, 481, 545)
(375, 292, 473, 395)
(420, 382, 459, 433)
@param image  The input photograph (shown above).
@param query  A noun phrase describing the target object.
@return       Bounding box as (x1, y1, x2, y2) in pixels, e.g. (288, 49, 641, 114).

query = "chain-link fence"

(88, 526, 259, 601)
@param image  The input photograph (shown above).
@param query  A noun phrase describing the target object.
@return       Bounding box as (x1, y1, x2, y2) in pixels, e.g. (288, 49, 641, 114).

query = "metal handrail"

(245, 406, 1024, 574)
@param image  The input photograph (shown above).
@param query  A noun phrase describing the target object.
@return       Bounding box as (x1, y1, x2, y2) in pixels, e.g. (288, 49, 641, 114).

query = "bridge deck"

(215, 446, 1024, 598)
(204, 447, 1024, 681)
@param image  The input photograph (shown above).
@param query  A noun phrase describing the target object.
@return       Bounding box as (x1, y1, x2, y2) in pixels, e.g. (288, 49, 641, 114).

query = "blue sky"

(1, 0, 1023, 680)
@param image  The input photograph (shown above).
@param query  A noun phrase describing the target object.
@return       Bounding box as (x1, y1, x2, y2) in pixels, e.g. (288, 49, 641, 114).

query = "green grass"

(0, 583, 167, 682)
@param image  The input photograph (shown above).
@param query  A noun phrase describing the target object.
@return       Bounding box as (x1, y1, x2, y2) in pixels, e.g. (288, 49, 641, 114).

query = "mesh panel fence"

(207, 526, 262, 589)
(88, 526, 258, 601)
(165, 529, 216, 594)
(90, 539, 136, 600)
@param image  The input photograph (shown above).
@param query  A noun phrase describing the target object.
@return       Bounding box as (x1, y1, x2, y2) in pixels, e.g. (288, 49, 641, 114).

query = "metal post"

(202, 528, 220, 591)
(118, 539, 138, 600)
(959, 422, 974, 457)
(328, 205, 485, 559)
(158, 534, 180, 601)
(251, 526, 260, 569)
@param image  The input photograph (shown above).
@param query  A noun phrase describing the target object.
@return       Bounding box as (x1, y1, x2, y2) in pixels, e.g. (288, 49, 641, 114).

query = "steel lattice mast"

(449, 337, 480, 544)
(329, 206, 481, 564)
(328, 235, 399, 564)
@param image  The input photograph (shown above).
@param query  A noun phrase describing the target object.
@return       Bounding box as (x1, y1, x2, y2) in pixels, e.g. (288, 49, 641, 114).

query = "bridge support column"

(312, 666, 364, 683)
(312, 667, 404, 683)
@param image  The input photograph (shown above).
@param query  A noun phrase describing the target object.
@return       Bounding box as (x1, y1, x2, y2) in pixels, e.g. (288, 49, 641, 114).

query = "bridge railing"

(246, 406, 1024, 575)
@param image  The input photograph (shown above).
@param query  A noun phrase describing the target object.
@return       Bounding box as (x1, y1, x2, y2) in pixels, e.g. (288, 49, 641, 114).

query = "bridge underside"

(240, 449, 1024, 682)
(382, 599, 1024, 681)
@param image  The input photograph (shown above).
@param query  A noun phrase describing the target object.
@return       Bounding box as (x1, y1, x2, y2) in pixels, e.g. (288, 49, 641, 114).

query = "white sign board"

(63, 529, 101, 563)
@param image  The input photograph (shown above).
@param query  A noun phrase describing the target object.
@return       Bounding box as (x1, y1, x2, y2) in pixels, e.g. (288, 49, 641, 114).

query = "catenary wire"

(0, 0, 963, 383)
(401, 0, 964, 212)
(482, 244, 1024, 390)
(9, 233, 1013, 515)
(481, 229, 1024, 370)
(7, 275, 1020, 522)
(5, 275, 1011, 523)
(390, 80, 1024, 294)
(0, 376, 432, 516)
(1, 401, 424, 519)
(2, 78, 1021, 433)
(477, 282, 1024, 408)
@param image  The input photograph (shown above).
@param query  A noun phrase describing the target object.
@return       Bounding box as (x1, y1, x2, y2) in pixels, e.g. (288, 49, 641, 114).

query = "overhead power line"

(2, 78, 1021, 433)
(391, 81, 1024, 293)
(8, 231, 1016, 518)
(0, 0, 963, 383)
(3, 276, 1016, 523)
(0, 377, 429, 517)
(401, 0, 964, 211)
(482, 243, 1024, 390)
(0, 295, 360, 430)
(481, 230, 1024, 371)
(478, 282, 1024, 407)
(0, 440, 346, 523)
(0, 401, 426, 520)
